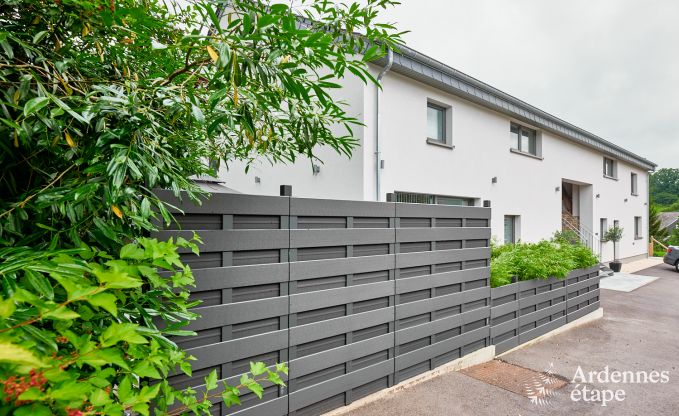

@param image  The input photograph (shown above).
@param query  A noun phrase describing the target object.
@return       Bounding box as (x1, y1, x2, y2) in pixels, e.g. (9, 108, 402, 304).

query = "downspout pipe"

(375, 48, 393, 201)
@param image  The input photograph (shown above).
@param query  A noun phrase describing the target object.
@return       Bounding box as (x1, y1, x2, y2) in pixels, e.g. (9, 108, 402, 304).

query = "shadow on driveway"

(349, 264, 679, 416)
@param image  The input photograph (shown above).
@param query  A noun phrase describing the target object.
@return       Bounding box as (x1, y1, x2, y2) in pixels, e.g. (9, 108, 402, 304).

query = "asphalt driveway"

(348, 263, 679, 415)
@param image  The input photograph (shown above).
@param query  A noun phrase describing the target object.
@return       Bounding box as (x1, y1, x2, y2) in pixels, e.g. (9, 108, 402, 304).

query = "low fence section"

(490, 266, 600, 354)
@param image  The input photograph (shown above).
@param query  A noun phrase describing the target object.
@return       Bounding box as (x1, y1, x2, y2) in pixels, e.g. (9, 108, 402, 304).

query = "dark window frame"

(427, 102, 447, 144)
(603, 157, 617, 179)
(510, 122, 538, 156)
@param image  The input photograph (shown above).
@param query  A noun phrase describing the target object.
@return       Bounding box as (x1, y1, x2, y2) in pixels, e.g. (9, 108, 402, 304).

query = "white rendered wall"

(220, 69, 650, 262)
(220, 72, 368, 200)
(367, 71, 649, 262)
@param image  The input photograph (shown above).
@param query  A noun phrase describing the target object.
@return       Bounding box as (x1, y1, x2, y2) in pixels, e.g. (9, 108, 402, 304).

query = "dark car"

(664, 246, 679, 272)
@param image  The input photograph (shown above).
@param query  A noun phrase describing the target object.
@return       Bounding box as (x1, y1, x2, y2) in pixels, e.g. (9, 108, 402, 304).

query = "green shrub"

(490, 237, 599, 288)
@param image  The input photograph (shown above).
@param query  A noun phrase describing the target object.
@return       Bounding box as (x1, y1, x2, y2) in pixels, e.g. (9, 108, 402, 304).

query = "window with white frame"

(510, 122, 538, 156)
(634, 216, 642, 239)
(631, 172, 638, 195)
(600, 218, 608, 240)
(603, 157, 617, 179)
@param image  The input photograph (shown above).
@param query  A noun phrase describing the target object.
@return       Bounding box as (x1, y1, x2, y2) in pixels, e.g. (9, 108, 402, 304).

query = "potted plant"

(603, 225, 624, 272)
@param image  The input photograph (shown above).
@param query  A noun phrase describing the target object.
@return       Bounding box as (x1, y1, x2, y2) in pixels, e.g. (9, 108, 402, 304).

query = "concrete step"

(599, 263, 615, 278)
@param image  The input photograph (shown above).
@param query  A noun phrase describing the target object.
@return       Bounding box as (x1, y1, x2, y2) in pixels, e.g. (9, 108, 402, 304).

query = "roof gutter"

(375, 48, 393, 201)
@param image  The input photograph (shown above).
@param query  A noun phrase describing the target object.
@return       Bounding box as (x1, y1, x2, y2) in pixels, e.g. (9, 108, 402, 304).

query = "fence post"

(280, 184, 293, 197)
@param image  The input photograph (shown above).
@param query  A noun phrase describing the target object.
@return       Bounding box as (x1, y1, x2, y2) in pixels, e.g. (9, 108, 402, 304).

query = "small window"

(600, 218, 608, 240)
(394, 191, 473, 206)
(631, 173, 638, 195)
(427, 103, 446, 143)
(603, 157, 617, 178)
(614, 220, 619, 229)
(634, 216, 642, 239)
(510, 123, 537, 156)
(504, 215, 517, 244)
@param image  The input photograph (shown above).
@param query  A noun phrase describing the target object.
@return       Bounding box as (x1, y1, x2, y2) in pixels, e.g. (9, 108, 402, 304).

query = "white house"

(222, 45, 656, 263)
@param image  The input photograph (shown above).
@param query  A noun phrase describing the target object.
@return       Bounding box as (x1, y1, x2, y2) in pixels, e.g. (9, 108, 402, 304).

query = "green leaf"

(84, 348, 129, 369)
(90, 388, 112, 406)
(179, 360, 193, 376)
(275, 362, 289, 375)
(93, 268, 142, 289)
(120, 243, 145, 260)
(23, 96, 49, 117)
(0, 296, 15, 319)
(50, 380, 91, 401)
(205, 369, 218, 390)
(222, 385, 241, 408)
(138, 383, 161, 402)
(13, 404, 51, 416)
(99, 323, 147, 347)
(117, 376, 133, 404)
(267, 370, 285, 387)
(133, 361, 162, 379)
(87, 292, 118, 316)
(249, 361, 267, 376)
(246, 381, 263, 399)
(132, 403, 150, 416)
(43, 305, 80, 320)
(18, 387, 45, 401)
(25, 270, 54, 300)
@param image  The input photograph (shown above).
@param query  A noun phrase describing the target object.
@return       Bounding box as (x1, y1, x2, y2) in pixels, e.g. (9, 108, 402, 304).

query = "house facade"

(222, 45, 656, 263)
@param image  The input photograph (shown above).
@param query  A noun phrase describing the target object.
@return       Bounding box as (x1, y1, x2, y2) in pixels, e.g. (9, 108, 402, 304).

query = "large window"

(427, 102, 446, 143)
(603, 157, 617, 178)
(510, 123, 538, 156)
(631, 172, 638, 195)
(634, 216, 642, 239)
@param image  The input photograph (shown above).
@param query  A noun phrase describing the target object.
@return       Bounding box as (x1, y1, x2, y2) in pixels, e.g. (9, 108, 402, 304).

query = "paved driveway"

(349, 264, 679, 415)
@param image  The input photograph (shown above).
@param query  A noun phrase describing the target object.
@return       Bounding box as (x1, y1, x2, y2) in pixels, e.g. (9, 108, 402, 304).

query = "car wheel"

(676, 260, 679, 273)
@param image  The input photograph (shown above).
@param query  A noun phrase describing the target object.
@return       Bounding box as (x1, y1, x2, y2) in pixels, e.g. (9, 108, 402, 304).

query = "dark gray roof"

(659, 212, 679, 230)
(375, 45, 657, 171)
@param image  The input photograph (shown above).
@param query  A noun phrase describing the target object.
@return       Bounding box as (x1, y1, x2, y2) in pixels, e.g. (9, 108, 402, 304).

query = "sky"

(376, 0, 679, 169)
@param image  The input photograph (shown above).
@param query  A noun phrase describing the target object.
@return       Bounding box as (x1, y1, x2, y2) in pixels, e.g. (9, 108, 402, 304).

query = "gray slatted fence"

(489, 266, 600, 354)
(154, 191, 491, 416)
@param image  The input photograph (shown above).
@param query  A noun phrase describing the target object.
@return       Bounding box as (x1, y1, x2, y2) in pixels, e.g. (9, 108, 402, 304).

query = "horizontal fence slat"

(396, 247, 490, 269)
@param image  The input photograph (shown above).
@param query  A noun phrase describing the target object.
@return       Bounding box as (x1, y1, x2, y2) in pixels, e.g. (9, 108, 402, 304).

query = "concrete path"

(599, 272, 658, 292)
(620, 256, 664, 273)
(348, 263, 679, 416)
